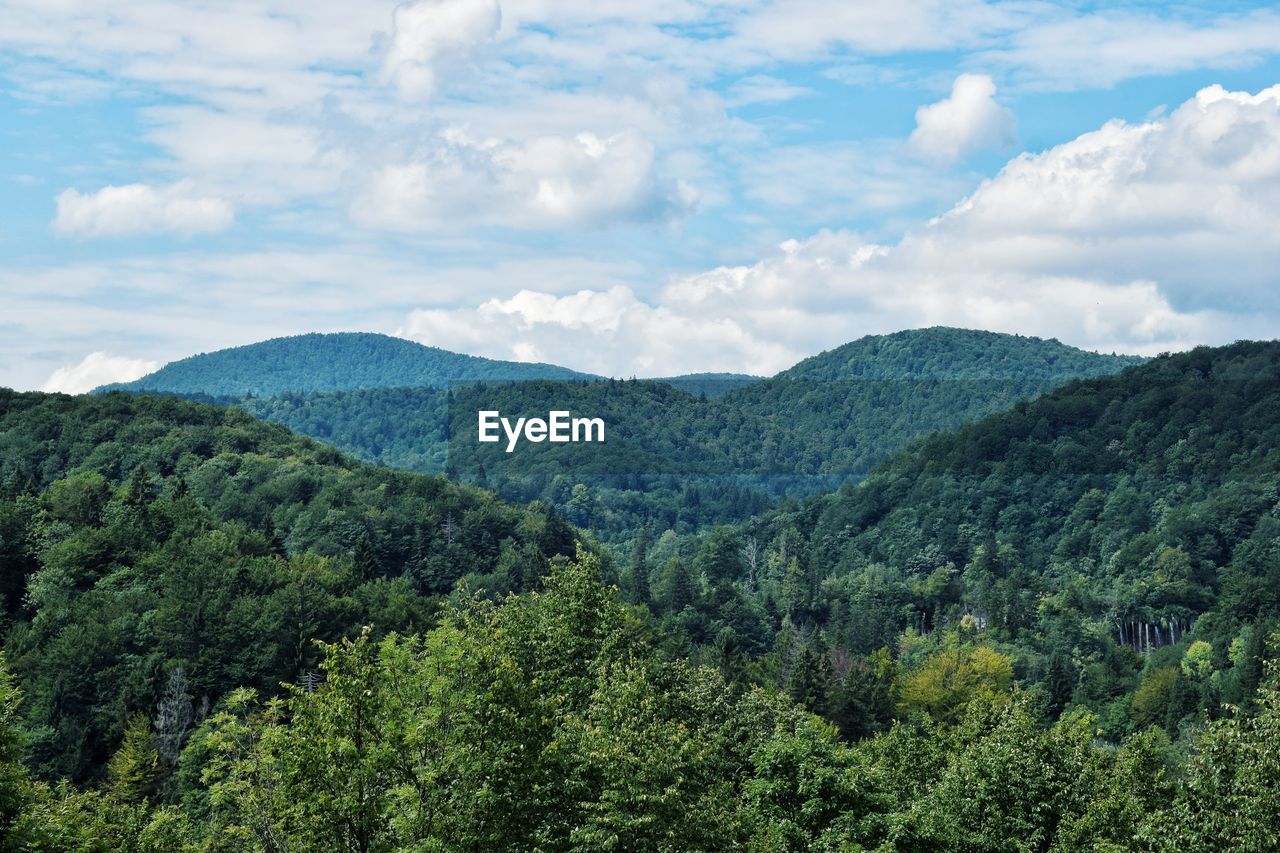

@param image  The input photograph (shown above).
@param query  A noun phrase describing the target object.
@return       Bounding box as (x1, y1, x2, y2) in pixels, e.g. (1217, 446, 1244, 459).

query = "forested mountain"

(99, 332, 596, 397)
(2, 344, 1280, 849)
(652, 372, 762, 397)
(0, 389, 578, 784)
(173, 328, 1144, 541)
(714, 327, 1145, 477)
(637, 341, 1280, 745)
(776, 326, 1143, 381)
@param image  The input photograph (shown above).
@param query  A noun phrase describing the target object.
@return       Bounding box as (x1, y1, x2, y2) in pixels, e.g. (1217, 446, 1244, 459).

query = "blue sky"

(3, 0, 1280, 391)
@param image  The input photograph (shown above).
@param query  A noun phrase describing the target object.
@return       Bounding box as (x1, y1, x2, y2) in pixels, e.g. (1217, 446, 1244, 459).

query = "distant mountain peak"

(97, 331, 598, 397)
(777, 327, 1144, 382)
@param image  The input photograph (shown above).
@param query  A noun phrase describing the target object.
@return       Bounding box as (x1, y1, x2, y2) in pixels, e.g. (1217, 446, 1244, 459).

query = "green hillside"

(219, 329, 1143, 541)
(2, 345, 1279, 849)
(0, 389, 578, 784)
(777, 326, 1143, 380)
(99, 332, 596, 397)
(653, 372, 762, 397)
(639, 340, 1280, 746)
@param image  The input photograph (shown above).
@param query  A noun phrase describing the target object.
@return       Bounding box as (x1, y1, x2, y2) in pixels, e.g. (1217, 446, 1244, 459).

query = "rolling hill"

(94, 328, 1146, 542)
(692, 339, 1280, 741)
(4, 342, 1280, 851)
(0, 387, 579, 782)
(98, 331, 598, 396)
(776, 326, 1143, 380)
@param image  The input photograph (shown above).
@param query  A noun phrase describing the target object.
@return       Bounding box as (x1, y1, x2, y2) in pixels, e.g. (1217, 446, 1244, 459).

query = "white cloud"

(143, 109, 351, 205)
(380, 0, 502, 99)
(922, 83, 1280, 307)
(399, 285, 797, 376)
(394, 83, 1280, 375)
(910, 74, 1016, 163)
(726, 75, 812, 107)
(990, 8, 1280, 91)
(726, 0, 1020, 61)
(40, 352, 159, 394)
(352, 128, 697, 229)
(54, 181, 234, 238)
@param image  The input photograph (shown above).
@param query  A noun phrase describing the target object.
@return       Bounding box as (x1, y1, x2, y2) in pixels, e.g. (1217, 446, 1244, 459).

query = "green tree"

(0, 654, 33, 843)
(630, 525, 651, 607)
(697, 526, 743, 588)
(657, 556, 697, 614)
(106, 714, 160, 805)
(898, 644, 1013, 724)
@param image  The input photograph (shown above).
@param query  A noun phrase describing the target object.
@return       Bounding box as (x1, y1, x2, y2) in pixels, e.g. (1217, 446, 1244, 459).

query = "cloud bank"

(353, 128, 697, 229)
(40, 352, 160, 394)
(398, 84, 1280, 376)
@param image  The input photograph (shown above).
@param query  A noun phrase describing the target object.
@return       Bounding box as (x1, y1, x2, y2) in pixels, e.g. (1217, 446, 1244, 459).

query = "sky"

(3, 1, 1280, 392)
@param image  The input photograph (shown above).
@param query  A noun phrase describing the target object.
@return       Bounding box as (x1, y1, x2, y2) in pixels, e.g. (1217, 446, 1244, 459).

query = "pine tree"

(630, 526, 651, 607)
(658, 557, 696, 614)
(107, 714, 160, 804)
(353, 534, 379, 581)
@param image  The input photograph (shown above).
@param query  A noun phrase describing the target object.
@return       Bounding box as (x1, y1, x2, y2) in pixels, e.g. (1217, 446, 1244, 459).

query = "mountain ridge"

(98, 331, 599, 397)
(98, 326, 1145, 398)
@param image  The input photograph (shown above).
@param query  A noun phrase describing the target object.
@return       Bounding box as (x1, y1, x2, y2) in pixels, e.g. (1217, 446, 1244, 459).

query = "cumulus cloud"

(352, 128, 697, 229)
(909, 73, 1016, 163)
(54, 181, 234, 238)
(380, 0, 501, 99)
(399, 286, 797, 376)
(395, 83, 1280, 375)
(40, 352, 159, 395)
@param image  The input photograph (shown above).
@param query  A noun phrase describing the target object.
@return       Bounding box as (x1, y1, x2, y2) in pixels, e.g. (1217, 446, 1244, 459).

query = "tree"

(1132, 667, 1179, 730)
(0, 654, 33, 842)
(1154, 658, 1280, 848)
(657, 556, 697, 614)
(740, 537, 761, 592)
(896, 701, 1104, 851)
(697, 526, 743, 588)
(831, 648, 896, 740)
(788, 635, 833, 715)
(898, 644, 1013, 724)
(153, 667, 195, 774)
(630, 525, 651, 607)
(106, 715, 160, 805)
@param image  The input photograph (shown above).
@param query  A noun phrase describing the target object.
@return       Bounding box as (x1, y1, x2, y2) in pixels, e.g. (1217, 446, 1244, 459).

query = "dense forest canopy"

(0, 389, 579, 784)
(5, 338, 1280, 849)
(775, 326, 1143, 380)
(99, 332, 597, 397)
(133, 328, 1143, 543)
(632, 341, 1280, 744)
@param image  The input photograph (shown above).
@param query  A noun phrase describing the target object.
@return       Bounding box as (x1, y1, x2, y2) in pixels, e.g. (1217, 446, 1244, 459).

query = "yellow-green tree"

(898, 644, 1013, 723)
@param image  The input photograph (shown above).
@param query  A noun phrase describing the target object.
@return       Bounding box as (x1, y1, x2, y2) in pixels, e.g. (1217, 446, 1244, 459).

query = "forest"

(0, 337, 1277, 849)
(163, 328, 1144, 543)
(101, 332, 595, 397)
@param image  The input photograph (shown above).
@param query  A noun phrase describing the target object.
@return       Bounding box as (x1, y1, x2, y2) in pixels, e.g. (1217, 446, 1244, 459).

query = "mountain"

(118, 328, 1145, 542)
(776, 326, 1143, 381)
(711, 326, 1145, 477)
(98, 332, 597, 397)
(653, 372, 762, 397)
(4, 345, 1280, 850)
(667, 340, 1280, 742)
(0, 388, 578, 781)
